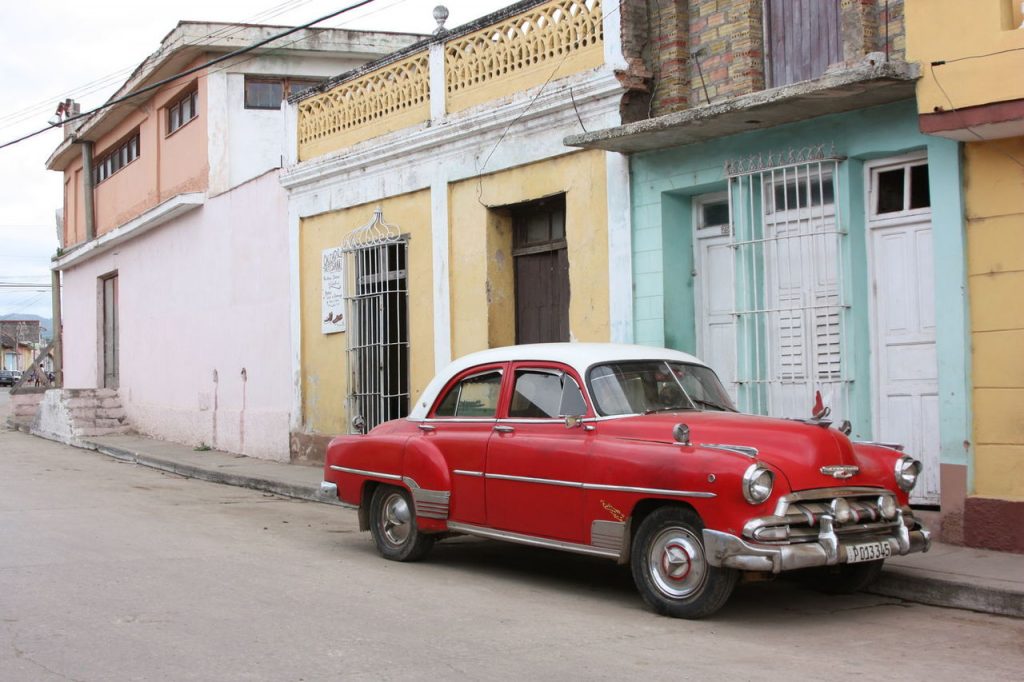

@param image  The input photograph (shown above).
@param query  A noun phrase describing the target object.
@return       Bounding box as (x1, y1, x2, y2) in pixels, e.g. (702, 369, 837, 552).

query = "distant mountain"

(0, 314, 53, 341)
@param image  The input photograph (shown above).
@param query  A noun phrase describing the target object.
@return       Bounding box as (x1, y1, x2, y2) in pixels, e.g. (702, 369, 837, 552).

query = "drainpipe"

(81, 141, 96, 241)
(51, 269, 62, 387)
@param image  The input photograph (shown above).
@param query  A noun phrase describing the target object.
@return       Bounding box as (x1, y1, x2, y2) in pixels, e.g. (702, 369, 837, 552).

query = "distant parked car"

(319, 343, 931, 619)
(0, 370, 21, 387)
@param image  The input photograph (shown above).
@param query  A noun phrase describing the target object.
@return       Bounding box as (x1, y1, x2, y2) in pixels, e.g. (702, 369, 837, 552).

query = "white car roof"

(408, 342, 706, 419)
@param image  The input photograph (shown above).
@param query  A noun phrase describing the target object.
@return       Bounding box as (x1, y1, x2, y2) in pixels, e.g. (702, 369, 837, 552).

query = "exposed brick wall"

(643, 0, 904, 119)
(647, 0, 690, 115)
(879, 0, 906, 62)
(617, 0, 655, 123)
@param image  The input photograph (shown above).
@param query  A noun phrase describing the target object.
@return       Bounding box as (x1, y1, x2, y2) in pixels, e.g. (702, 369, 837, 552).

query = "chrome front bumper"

(318, 481, 339, 501)
(703, 512, 931, 573)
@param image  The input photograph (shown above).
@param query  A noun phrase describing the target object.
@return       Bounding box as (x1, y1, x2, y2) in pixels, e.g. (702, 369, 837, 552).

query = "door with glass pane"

(101, 274, 119, 389)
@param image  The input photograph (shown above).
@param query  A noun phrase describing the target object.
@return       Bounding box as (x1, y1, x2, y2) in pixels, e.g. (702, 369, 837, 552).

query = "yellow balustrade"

(297, 52, 430, 161)
(445, 0, 604, 113)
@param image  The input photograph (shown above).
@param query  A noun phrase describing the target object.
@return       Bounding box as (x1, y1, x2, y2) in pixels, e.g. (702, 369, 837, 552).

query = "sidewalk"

(68, 432, 1024, 620)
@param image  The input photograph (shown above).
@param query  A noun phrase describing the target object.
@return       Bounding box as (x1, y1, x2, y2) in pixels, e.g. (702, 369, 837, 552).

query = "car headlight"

(742, 464, 774, 504)
(895, 455, 922, 492)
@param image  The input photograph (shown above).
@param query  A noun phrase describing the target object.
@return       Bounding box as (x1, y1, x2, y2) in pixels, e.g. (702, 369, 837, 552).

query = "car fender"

(402, 434, 453, 532)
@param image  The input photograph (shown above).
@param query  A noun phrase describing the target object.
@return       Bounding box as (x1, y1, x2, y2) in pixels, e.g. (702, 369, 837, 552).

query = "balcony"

(295, 0, 605, 161)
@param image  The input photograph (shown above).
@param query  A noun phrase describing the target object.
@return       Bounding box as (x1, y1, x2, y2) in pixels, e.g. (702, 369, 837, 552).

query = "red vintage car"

(320, 343, 930, 618)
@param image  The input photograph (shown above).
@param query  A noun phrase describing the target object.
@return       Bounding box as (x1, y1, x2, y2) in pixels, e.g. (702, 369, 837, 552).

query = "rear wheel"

(368, 485, 435, 562)
(630, 506, 738, 619)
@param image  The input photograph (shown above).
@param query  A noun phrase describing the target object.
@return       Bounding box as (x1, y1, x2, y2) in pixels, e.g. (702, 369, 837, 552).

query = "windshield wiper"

(643, 405, 695, 415)
(689, 398, 735, 412)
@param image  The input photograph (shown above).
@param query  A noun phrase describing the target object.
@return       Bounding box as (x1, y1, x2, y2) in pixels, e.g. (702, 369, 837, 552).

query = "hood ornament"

(821, 464, 859, 479)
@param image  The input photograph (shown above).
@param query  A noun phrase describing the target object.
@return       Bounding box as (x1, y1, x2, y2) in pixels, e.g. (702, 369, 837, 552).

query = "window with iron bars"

(345, 239, 410, 433)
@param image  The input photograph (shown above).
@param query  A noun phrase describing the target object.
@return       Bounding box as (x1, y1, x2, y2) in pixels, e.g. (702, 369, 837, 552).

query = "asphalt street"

(2, 420, 1023, 681)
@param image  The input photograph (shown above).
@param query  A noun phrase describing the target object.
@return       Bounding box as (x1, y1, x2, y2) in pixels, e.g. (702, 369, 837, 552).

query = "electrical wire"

(0, 0, 317, 131)
(928, 63, 1024, 170)
(0, 0, 378, 151)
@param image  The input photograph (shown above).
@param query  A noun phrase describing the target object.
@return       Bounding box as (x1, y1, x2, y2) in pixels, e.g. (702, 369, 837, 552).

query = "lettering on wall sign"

(322, 246, 346, 334)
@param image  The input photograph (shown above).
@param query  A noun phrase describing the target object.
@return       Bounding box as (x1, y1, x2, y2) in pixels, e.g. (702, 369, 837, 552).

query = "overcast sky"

(0, 0, 511, 319)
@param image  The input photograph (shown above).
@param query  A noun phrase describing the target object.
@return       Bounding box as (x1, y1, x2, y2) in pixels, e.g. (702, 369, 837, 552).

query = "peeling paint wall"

(298, 190, 434, 436)
(60, 171, 292, 460)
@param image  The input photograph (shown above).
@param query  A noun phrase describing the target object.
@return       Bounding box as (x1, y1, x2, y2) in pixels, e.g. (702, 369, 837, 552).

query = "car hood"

(600, 411, 894, 492)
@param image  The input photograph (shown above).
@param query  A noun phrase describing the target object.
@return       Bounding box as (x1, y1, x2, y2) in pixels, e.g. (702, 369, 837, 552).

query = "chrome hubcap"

(380, 492, 412, 546)
(648, 526, 707, 599)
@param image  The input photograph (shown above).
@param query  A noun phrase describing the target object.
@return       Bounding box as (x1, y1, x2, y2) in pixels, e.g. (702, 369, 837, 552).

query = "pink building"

(46, 22, 423, 459)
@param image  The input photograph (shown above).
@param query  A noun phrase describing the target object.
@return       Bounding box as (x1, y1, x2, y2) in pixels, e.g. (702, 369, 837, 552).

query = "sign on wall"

(322, 246, 346, 334)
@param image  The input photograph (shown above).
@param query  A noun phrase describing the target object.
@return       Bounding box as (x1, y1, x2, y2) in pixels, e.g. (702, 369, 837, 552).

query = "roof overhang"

(53, 192, 204, 271)
(565, 61, 920, 154)
(46, 22, 426, 171)
(918, 97, 1024, 141)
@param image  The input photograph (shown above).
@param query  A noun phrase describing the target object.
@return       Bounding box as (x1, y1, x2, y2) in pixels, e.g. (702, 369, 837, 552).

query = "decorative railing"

(294, 0, 605, 160)
(445, 0, 604, 113)
(297, 51, 430, 161)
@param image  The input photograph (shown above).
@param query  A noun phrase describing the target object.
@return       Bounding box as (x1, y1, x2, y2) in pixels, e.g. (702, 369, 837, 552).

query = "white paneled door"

(867, 156, 940, 505)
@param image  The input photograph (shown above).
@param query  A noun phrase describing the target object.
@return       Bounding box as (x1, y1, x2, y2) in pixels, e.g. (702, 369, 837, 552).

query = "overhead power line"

(0, 0, 377, 152)
(0, 0, 317, 133)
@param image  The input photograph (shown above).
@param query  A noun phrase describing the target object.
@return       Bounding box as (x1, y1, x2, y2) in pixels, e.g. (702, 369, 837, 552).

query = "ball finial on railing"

(432, 5, 449, 36)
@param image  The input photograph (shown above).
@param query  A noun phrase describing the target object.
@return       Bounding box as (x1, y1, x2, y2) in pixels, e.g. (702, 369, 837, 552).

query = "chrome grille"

(744, 488, 903, 544)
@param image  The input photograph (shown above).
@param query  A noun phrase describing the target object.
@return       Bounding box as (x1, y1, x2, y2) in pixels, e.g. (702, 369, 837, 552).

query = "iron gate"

(724, 145, 852, 420)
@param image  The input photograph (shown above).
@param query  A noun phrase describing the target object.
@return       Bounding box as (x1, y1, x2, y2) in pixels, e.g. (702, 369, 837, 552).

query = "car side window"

(434, 371, 503, 418)
(509, 370, 586, 418)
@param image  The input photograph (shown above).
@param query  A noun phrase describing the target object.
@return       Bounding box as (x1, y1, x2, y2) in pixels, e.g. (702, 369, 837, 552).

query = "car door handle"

(418, 424, 436, 432)
(493, 425, 515, 433)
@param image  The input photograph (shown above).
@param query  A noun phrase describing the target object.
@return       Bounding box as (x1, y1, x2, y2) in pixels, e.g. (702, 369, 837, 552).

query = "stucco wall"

(907, 0, 1024, 114)
(627, 100, 970, 479)
(448, 150, 611, 358)
(965, 137, 1024, 501)
(60, 170, 292, 460)
(299, 190, 434, 436)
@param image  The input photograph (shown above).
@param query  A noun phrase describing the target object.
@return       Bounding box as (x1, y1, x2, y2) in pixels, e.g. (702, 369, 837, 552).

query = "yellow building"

(908, 0, 1024, 552)
(283, 1, 639, 462)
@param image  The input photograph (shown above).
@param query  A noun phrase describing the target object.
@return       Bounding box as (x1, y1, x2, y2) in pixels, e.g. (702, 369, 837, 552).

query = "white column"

(429, 41, 446, 122)
(431, 179, 452, 371)
(287, 201, 303, 432)
(602, 0, 627, 71)
(283, 99, 299, 167)
(606, 151, 634, 343)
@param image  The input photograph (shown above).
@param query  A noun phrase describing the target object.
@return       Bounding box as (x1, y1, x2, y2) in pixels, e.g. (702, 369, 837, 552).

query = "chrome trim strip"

(401, 476, 451, 520)
(488, 472, 582, 488)
(853, 440, 904, 452)
(591, 520, 626, 552)
(701, 443, 759, 459)
(452, 469, 715, 499)
(583, 482, 716, 498)
(447, 521, 620, 560)
(329, 465, 402, 481)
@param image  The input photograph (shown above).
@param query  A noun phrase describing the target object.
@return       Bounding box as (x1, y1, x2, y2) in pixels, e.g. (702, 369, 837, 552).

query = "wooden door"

(512, 196, 569, 344)
(765, 0, 843, 87)
(867, 157, 939, 505)
(101, 274, 119, 389)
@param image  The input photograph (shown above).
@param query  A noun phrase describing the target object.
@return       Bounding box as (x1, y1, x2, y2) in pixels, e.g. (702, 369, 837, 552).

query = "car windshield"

(587, 360, 737, 416)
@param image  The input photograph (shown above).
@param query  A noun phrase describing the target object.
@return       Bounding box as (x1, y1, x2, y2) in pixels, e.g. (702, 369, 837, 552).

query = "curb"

(869, 568, 1024, 619)
(82, 439, 353, 509)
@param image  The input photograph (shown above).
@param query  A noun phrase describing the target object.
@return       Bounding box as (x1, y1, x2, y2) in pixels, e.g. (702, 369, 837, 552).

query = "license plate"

(845, 540, 892, 564)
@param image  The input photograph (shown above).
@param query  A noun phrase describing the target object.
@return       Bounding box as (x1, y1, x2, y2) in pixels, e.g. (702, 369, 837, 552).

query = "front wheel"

(630, 506, 738, 619)
(368, 485, 435, 562)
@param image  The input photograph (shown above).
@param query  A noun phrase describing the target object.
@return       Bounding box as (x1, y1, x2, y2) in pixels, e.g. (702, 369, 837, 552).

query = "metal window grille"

(341, 210, 410, 433)
(725, 145, 852, 419)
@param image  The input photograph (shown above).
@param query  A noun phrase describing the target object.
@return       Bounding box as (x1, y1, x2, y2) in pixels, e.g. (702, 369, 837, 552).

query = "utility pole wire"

(0, 0, 377, 152)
